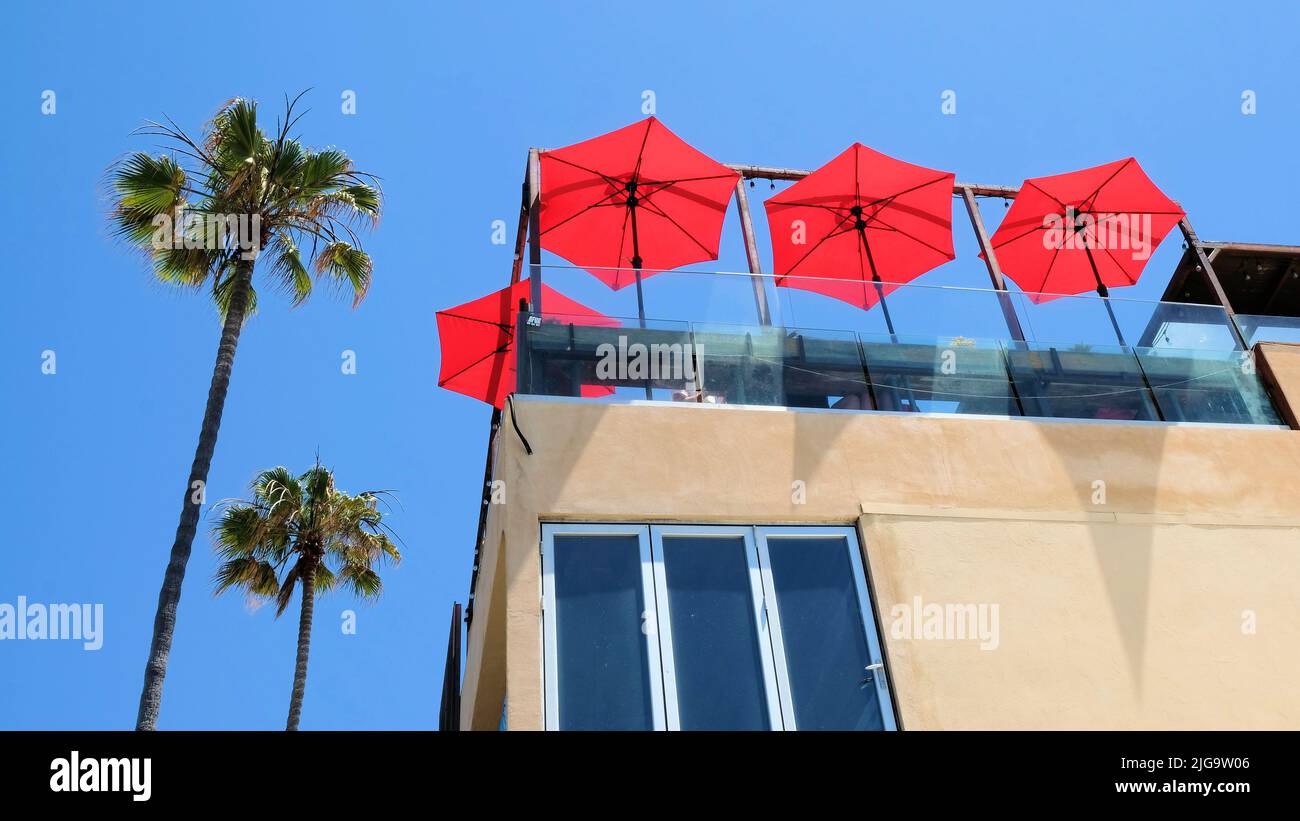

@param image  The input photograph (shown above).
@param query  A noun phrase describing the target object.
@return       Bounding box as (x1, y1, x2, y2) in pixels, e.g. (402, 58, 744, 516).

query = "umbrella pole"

(874, 276, 897, 339)
(629, 203, 652, 399)
(1086, 248, 1164, 418)
(860, 230, 898, 342)
(634, 268, 651, 399)
(633, 269, 647, 329)
(1085, 247, 1127, 347)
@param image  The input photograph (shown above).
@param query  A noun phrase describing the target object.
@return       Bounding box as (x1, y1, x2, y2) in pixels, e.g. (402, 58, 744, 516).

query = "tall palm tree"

(214, 463, 401, 730)
(109, 94, 382, 730)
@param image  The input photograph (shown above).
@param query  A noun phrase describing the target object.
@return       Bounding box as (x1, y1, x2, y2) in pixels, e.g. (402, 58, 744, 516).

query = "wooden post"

(527, 148, 542, 313)
(733, 178, 771, 326)
(1179, 216, 1248, 350)
(960, 186, 1026, 342)
(509, 159, 531, 285)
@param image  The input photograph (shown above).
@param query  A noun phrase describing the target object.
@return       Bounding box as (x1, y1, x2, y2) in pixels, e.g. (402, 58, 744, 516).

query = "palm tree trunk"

(286, 561, 317, 731)
(135, 261, 254, 731)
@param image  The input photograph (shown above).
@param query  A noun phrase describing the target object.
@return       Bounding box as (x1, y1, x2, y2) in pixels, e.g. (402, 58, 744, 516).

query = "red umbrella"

(764, 143, 955, 332)
(539, 117, 740, 320)
(436, 279, 615, 408)
(986, 158, 1185, 344)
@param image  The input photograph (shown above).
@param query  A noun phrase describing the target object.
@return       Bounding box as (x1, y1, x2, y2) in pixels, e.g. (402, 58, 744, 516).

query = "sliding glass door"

(651, 526, 781, 730)
(541, 523, 896, 731)
(756, 527, 894, 730)
(542, 525, 666, 730)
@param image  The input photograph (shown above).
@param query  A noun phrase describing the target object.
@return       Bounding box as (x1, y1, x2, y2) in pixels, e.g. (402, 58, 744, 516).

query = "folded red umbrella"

(539, 117, 739, 314)
(764, 143, 955, 327)
(987, 158, 1184, 304)
(436, 280, 616, 408)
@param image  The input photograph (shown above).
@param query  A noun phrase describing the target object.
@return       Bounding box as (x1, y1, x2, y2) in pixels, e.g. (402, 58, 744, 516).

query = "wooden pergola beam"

(1198, 241, 1300, 257)
(724, 162, 1020, 199)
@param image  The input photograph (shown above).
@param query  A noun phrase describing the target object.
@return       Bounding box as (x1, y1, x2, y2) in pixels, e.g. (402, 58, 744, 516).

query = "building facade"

(450, 157, 1300, 731)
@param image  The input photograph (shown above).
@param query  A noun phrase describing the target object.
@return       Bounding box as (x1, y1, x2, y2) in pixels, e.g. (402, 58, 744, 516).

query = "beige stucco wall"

(1258, 342, 1300, 427)
(461, 389, 1300, 730)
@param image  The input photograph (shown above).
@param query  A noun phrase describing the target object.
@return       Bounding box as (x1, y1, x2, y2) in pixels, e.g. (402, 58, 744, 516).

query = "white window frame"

(541, 522, 896, 731)
(649, 524, 785, 731)
(755, 525, 898, 731)
(541, 522, 667, 731)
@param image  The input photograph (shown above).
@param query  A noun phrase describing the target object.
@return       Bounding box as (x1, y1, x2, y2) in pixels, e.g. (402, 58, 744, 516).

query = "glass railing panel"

(1135, 347, 1282, 426)
(1008, 292, 1240, 352)
(522, 266, 1241, 351)
(517, 312, 697, 402)
(774, 273, 1025, 342)
(1002, 342, 1160, 422)
(1236, 314, 1300, 346)
(690, 323, 869, 409)
(859, 334, 1020, 416)
(1132, 300, 1244, 350)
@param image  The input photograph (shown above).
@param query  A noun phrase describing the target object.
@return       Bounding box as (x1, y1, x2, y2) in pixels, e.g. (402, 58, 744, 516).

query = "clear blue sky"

(2, 1, 1296, 729)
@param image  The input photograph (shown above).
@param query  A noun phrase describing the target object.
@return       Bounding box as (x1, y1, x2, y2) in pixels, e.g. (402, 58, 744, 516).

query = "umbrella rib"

(992, 221, 1054, 249)
(1078, 158, 1134, 211)
(1035, 240, 1067, 297)
(1096, 243, 1141, 286)
(634, 174, 738, 213)
(866, 212, 954, 260)
(637, 195, 716, 258)
(541, 153, 625, 190)
(637, 173, 738, 188)
(993, 207, 1181, 251)
(774, 173, 949, 218)
(1081, 208, 1185, 216)
(615, 200, 633, 288)
(1023, 179, 1068, 210)
(854, 146, 861, 204)
(860, 173, 953, 211)
(537, 185, 629, 237)
(437, 311, 515, 332)
(632, 118, 652, 183)
(769, 201, 852, 214)
(782, 211, 857, 276)
(438, 343, 513, 387)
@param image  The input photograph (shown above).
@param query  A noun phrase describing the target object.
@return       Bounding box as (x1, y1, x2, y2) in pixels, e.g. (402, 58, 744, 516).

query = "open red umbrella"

(986, 158, 1184, 344)
(539, 117, 739, 321)
(436, 279, 615, 408)
(764, 143, 955, 333)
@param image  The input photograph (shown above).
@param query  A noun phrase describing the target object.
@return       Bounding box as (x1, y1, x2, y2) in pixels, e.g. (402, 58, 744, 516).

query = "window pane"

(662, 536, 770, 730)
(767, 536, 885, 730)
(553, 534, 654, 730)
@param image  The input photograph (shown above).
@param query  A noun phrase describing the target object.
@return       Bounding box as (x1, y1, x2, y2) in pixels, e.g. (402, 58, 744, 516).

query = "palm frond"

(212, 461, 401, 615)
(110, 93, 382, 315)
(267, 232, 312, 306)
(275, 562, 302, 617)
(312, 242, 372, 307)
(338, 563, 383, 599)
(214, 557, 279, 596)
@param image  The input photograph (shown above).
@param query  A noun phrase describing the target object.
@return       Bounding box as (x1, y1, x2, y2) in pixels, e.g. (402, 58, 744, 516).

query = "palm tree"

(214, 463, 401, 730)
(109, 94, 382, 730)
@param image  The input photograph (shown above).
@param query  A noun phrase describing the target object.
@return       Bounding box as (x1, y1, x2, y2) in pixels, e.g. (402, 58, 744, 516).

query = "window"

(541, 524, 897, 731)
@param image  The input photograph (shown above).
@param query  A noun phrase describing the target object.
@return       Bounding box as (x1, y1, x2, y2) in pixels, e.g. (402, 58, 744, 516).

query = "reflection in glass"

(553, 534, 653, 730)
(767, 536, 885, 730)
(662, 536, 770, 730)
